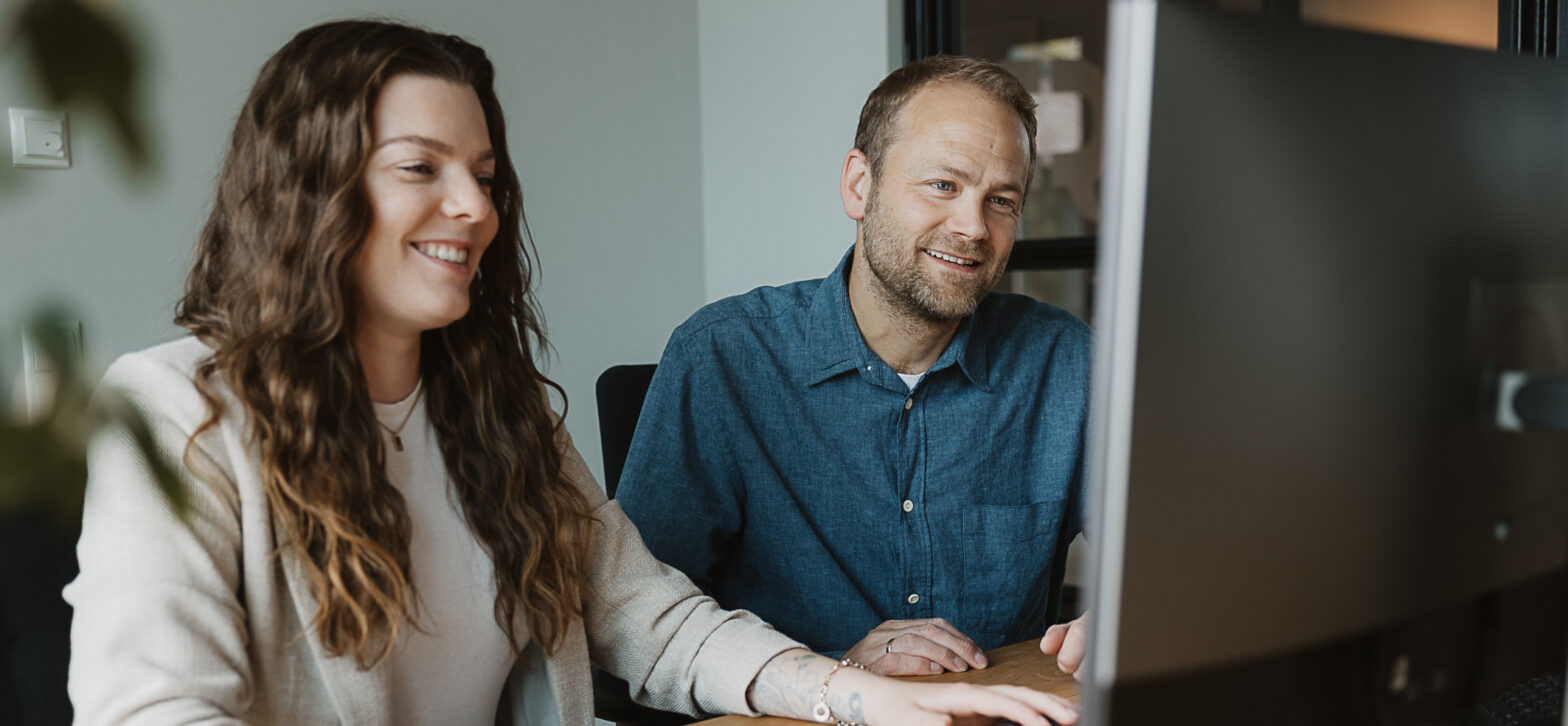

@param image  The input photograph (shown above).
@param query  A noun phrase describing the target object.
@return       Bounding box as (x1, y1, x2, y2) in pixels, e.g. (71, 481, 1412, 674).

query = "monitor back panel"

(1105, 1, 1568, 687)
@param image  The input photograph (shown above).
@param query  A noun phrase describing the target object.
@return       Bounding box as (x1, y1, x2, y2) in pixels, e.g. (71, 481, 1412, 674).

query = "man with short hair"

(616, 55, 1091, 678)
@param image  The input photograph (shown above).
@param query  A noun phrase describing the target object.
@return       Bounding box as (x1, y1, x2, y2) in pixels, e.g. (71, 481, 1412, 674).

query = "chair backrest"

(591, 364, 698, 725)
(0, 513, 78, 725)
(594, 364, 657, 498)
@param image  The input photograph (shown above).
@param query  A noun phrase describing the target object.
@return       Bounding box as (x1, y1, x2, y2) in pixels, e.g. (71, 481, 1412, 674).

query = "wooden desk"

(693, 640, 1079, 725)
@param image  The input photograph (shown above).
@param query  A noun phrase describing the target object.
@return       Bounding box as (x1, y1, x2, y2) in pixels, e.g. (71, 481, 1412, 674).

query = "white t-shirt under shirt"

(897, 371, 924, 390)
(374, 386, 521, 726)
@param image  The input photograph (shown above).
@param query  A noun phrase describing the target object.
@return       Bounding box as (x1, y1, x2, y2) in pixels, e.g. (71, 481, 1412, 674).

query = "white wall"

(0, 0, 708, 486)
(697, 0, 900, 302)
(0, 0, 898, 486)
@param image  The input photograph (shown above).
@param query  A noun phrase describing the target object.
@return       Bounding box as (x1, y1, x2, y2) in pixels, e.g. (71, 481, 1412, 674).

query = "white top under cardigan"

(372, 387, 517, 726)
(64, 337, 802, 725)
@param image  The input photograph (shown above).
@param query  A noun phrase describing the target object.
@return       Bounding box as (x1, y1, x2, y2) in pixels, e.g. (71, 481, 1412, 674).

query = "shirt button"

(903, 398, 913, 410)
(902, 499, 914, 513)
(907, 593, 920, 605)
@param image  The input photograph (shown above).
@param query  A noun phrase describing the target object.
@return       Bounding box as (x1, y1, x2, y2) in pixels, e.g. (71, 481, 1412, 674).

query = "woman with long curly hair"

(63, 19, 1077, 726)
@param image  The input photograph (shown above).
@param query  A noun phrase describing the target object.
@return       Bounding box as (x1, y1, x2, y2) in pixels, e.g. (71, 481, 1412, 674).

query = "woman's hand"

(837, 665, 1079, 726)
(749, 649, 1078, 726)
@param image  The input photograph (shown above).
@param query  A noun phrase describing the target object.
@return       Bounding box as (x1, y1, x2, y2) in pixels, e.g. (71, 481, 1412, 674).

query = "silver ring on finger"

(884, 637, 895, 655)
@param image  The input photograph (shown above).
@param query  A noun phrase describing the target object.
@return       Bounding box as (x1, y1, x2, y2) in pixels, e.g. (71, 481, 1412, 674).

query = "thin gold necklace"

(376, 381, 422, 453)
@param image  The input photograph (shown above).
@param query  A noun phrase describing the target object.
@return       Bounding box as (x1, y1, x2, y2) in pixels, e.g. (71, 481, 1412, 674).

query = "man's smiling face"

(857, 81, 1030, 322)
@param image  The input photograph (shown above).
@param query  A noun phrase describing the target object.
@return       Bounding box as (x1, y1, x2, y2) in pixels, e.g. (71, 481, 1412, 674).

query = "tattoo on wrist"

(751, 650, 825, 718)
(844, 692, 865, 722)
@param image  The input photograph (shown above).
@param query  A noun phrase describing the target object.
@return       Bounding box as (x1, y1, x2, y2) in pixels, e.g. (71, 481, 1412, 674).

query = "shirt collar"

(805, 247, 991, 391)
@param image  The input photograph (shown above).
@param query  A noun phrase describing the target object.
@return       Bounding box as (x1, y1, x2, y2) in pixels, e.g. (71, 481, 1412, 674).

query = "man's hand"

(843, 618, 988, 676)
(1039, 614, 1089, 681)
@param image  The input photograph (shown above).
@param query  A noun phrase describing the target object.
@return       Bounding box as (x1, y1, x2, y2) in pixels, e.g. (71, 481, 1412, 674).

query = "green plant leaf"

(0, 306, 187, 526)
(0, 421, 87, 529)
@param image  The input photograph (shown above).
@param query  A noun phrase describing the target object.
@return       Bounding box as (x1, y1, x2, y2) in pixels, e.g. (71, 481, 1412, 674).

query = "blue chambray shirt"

(616, 249, 1092, 654)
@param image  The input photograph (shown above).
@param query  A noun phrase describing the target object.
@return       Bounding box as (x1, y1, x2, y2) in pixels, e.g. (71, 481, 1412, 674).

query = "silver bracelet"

(812, 658, 868, 726)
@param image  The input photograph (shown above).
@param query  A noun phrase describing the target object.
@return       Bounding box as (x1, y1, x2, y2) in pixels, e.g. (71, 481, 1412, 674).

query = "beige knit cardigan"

(65, 337, 801, 725)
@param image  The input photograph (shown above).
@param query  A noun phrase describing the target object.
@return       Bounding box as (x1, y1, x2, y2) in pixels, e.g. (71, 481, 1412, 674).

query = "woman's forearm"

(748, 648, 872, 724)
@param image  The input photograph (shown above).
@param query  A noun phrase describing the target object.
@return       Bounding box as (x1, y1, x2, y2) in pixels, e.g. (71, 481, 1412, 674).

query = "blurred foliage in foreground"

(0, 306, 185, 526)
(3, 3, 174, 519)
(5, 0, 152, 175)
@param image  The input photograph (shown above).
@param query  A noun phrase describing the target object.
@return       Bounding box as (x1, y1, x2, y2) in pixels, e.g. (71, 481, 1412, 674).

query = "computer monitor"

(1085, 2, 1568, 724)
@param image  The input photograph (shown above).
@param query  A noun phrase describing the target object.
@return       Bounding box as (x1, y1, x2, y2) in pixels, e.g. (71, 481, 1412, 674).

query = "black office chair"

(0, 512, 78, 726)
(591, 364, 693, 726)
(595, 364, 658, 499)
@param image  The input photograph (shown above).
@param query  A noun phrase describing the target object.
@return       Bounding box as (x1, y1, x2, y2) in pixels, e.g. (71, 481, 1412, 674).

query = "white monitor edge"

(1084, 0, 1157, 718)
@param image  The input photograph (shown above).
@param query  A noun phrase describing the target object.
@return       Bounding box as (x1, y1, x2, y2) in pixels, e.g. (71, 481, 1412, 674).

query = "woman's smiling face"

(352, 73, 499, 341)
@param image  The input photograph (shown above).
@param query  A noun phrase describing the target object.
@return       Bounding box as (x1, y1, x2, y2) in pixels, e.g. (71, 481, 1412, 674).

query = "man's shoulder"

(978, 292, 1093, 347)
(670, 277, 824, 343)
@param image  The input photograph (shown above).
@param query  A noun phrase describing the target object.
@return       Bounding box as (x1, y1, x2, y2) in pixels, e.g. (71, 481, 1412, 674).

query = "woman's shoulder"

(103, 336, 213, 383)
(98, 336, 220, 426)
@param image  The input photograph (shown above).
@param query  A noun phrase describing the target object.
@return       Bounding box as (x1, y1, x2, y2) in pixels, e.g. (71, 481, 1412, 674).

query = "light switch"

(19, 320, 82, 420)
(9, 107, 70, 168)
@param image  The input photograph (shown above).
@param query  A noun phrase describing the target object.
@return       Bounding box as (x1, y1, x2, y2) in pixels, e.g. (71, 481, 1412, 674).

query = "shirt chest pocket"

(958, 499, 1067, 639)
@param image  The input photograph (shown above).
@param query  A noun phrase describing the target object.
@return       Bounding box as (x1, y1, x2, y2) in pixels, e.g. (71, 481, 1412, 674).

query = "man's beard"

(859, 189, 1007, 323)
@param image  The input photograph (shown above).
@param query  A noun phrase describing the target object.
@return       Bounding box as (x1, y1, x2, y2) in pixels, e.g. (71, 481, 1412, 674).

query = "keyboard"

(1480, 672, 1565, 726)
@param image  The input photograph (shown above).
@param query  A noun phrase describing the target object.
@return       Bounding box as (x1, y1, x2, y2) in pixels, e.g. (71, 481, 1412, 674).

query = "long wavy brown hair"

(174, 20, 595, 667)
